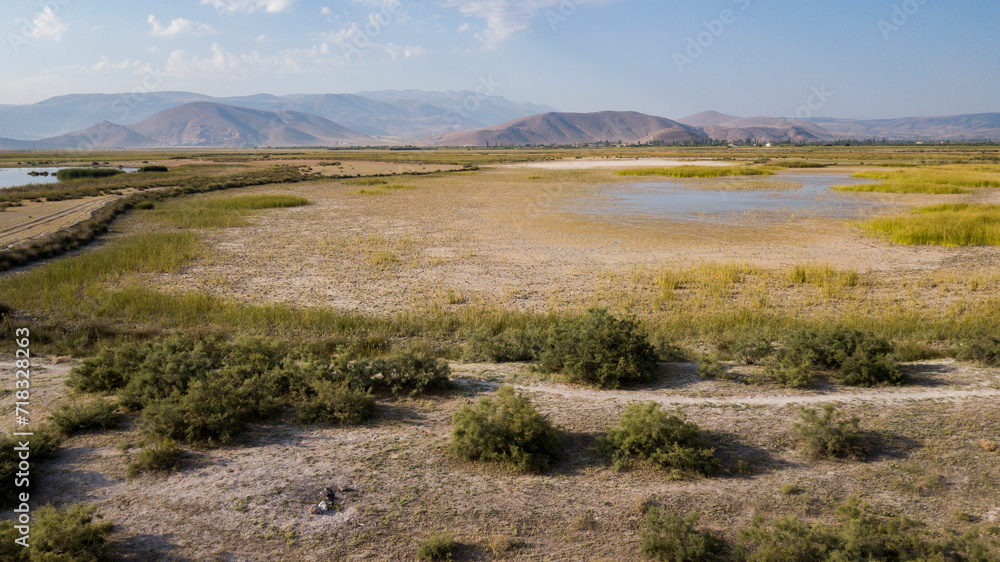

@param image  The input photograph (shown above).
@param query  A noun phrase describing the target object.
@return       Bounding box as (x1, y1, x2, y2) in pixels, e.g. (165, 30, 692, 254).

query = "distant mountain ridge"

(0, 90, 556, 141)
(423, 111, 708, 146)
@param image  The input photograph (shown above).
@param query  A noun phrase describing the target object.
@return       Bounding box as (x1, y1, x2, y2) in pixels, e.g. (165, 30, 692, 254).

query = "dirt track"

(0, 195, 118, 249)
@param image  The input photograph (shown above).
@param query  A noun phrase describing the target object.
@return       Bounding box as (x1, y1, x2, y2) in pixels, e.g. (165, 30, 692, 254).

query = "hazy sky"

(2, 0, 997, 119)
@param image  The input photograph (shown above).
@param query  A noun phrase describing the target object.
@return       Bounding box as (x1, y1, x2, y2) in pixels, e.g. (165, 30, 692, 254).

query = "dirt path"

(0, 195, 118, 248)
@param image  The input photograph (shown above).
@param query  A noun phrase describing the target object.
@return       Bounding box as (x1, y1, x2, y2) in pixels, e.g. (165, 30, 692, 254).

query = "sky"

(1, 0, 998, 120)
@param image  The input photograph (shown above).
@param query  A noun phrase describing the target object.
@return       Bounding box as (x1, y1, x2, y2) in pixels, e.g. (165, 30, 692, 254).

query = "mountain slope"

(806, 113, 1000, 140)
(127, 102, 375, 147)
(423, 111, 708, 146)
(678, 111, 741, 128)
(699, 116, 835, 143)
(41, 121, 155, 149)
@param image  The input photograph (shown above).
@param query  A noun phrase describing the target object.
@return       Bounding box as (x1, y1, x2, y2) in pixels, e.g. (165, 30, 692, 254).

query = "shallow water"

(0, 167, 138, 189)
(583, 172, 887, 225)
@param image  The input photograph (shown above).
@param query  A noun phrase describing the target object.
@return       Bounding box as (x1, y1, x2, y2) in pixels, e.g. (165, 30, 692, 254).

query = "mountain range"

(0, 91, 997, 149)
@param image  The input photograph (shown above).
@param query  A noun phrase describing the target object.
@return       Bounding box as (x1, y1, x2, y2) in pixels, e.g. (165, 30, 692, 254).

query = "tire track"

(0, 195, 117, 248)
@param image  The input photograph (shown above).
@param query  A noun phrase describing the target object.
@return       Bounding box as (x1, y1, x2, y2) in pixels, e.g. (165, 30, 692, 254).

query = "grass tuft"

(617, 166, 773, 178)
(860, 204, 1000, 246)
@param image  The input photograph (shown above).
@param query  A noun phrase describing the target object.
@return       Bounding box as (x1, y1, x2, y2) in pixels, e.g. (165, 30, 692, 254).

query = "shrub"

(55, 167, 125, 181)
(540, 309, 658, 389)
(450, 386, 561, 472)
(640, 508, 725, 561)
(767, 364, 815, 389)
(335, 349, 452, 397)
(736, 498, 995, 561)
(793, 404, 866, 460)
(296, 379, 376, 426)
(462, 326, 540, 362)
(0, 426, 61, 508)
(732, 336, 775, 365)
(696, 354, 727, 380)
(127, 438, 183, 477)
(118, 337, 215, 411)
(0, 503, 113, 561)
(778, 328, 905, 387)
(417, 531, 456, 561)
(50, 399, 119, 435)
(133, 200, 156, 210)
(139, 165, 169, 172)
(68, 341, 148, 393)
(958, 337, 1000, 367)
(602, 402, 719, 476)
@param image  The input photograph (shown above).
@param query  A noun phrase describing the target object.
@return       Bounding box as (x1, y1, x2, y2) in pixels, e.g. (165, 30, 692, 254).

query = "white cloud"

(148, 15, 216, 37)
(30, 7, 68, 41)
(201, 0, 293, 15)
(441, 0, 618, 48)
(92, 56, 133, 72)
(320, 7, 332, 15)
(457, 22, 471, 32)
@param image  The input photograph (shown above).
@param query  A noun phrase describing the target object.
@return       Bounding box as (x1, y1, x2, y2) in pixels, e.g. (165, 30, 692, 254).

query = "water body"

(0, 167, 138, 189)
(585, 172, 887, 226)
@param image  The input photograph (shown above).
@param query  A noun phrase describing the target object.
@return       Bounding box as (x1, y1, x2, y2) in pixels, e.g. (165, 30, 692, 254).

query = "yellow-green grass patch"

(616, 166, 774, 178)
(860, 204, 1000, 246)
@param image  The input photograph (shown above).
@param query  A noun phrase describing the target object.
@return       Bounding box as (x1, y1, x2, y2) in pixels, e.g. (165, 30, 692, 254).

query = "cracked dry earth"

(10, 357, 1000, 560)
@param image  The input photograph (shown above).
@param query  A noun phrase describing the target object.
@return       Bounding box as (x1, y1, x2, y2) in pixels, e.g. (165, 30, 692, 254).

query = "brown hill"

(677, 110, 741, 128)
(423, 111, 708, 146)
(700, 116, 835, 143)
(129, 102, 376, 147)
(41, 121, 155, 149)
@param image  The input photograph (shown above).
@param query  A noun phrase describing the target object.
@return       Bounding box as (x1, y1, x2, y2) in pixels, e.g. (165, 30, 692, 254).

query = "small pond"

(0, 167, 138, 189)
(581, 172, 889, 225)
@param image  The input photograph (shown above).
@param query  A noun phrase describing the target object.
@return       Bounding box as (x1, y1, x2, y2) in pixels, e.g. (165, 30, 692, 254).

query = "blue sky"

(1, 0, 997, 119)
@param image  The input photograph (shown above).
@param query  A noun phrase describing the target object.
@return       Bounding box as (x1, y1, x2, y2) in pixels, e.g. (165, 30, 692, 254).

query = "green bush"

(540, 309, 658, 389)
(736, 498, 995, 561)
(602, 402, 719, 476)
(958, 337, 1000, 367)
(0, 503, 113, 561)
(767, 364, 815, 389)
(50, 399, 119, 435)
(127, 438, 183, 477)
(450, 386, 561, 472)
(139, 165, 169, 172)
(417, 531, 456, 561)
(68, 341, 148, 393)
(731, 336, 775, 365)
(133, 200, 156, 210)
(462, 327, 540, 362)
(335, 349, 452, 397)
(793, 404, 866, 460)
(640, 508, 725, 561)
(0, 426, 61, 508)
(296, 379, 376, 425)
(778, 328, 905, 387)
(118, 338, 215, 411)
(55, 167, 125, 181)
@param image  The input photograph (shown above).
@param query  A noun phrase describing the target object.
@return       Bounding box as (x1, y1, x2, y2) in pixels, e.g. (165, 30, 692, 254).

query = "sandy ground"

(508, 158, 733, 170)
(0, 195, 118, 249)
(10, 357, 999, 560)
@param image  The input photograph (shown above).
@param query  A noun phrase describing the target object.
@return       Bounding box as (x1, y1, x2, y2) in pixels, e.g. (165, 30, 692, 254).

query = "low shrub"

(0, 503, 113, 561)
(767, 364, 815, 389)
(792, 404, 866, 460)
(138, 165, 169, 172)
(640, 508, 725, 561)
(50, 399, 119, 435)
(958, 337, 1000, 367)
(696, 354, 727, 380)
(126, 438, 183, 477)
(118, 337, 215, 411)
(68, 340, 148, 393)
(462, 326, 540, 362)
(450, 386, 561, 472)
(602, 402, 719, 476)
(736, 498, 995, 561)
(55, 167, 125, 181)
(133, 200, 156, 210)
(417, 531, 456, 561)
(778, 328, 904, 387)
(296, 379, 376, 426)
(732, 336, 775, 365)
(335, 349, 452, 396)
(0, 426, 61, 508)
(540, 308, 658, 389)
